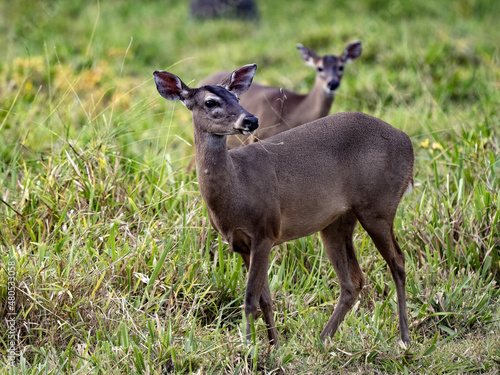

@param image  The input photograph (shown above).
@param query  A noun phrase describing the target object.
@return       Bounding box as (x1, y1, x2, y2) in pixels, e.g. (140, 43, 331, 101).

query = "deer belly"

(278, 202, 348, 243)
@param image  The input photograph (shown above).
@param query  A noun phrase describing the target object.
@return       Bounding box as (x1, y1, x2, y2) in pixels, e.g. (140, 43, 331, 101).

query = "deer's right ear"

(297, 44, 319, 67)
(219, 64, 257, 97)
(153, 71, 191, 101)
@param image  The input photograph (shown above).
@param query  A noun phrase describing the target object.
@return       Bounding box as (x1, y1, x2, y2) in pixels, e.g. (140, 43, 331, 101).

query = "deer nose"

(243, 116, 259, 132)
(234, 114, 259, 135)
(327, 80, 340, 91)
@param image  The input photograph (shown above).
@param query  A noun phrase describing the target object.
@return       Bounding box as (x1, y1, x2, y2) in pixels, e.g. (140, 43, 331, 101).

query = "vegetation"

(0, 0, 499, 373)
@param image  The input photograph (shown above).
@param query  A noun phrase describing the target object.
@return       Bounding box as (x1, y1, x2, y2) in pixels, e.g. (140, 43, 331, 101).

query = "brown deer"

(199, 42, 362, 148)
(153, 64, 413, 347)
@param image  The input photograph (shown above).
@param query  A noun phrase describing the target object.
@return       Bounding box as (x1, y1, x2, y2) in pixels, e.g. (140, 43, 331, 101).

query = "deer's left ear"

(154, 71, 191, 101)
(341, 42, 362, 64)
(219, 64, 257, 97)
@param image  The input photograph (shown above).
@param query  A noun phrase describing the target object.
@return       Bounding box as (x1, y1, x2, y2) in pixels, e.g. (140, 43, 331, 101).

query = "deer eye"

(338, 66, 344, 72)
(317, 67, 324, 72)
(205, 99, 217, 108)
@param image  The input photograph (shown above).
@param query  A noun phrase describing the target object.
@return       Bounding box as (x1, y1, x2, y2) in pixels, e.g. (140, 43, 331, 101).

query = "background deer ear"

(153, 71, 191, 101)
(297, 44, 319, 67)
(219, 64, 257, 96)
(341, 42, 362, 64)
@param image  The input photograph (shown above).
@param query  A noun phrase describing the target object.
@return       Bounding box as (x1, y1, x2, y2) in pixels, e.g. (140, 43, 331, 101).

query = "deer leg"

(320, 212, 364, 341)
(241, 252, 279, 346)
(241, 240, 274, 344)
(356, 214, 411, 345)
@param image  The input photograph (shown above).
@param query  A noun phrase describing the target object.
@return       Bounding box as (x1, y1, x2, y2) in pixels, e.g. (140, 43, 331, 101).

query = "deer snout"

(234, 114, 259, 135)
(327, 80, 340, 91)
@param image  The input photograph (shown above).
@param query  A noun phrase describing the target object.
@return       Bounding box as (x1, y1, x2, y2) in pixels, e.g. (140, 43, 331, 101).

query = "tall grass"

(1, 0, 499, 373)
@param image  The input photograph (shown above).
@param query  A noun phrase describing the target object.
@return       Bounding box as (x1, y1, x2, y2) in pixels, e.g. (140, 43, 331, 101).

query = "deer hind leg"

(355, 211, 411, 345)
(240, 252, 279, 346)
(320, 212, 364, 341)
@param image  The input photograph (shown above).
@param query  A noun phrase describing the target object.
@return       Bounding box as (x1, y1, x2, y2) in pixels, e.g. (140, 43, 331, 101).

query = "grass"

(0, 0, 499, 373)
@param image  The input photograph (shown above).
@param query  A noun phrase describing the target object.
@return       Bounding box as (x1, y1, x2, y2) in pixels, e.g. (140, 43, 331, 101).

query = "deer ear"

(220, 64, 257, 96)
(341, 42, 362, 63)
(153, 71, 191, 101)
(297, 44, 319, 67)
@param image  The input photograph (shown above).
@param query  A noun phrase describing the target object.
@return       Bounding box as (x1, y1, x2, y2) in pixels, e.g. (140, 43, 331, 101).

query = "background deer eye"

(317, 67, 324, 72)
(205, 99, 217, 108)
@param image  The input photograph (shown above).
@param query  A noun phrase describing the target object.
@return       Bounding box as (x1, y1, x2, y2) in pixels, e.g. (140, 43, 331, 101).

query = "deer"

(153, 64, 413, 348)
(199, 41, 362, 148)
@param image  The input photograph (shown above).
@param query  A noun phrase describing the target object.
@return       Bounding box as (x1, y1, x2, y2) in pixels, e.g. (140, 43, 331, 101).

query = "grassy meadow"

(1, 0, 499, 373)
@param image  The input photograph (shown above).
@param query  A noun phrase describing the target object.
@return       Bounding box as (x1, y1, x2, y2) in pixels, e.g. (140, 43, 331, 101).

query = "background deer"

(154, 64, 413, 347)
(199, 41, 362, 148)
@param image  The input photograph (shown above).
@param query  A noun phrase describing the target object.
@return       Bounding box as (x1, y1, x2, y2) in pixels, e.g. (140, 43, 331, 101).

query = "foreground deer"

(154, 64, 413, 347)
(199, 42, 362, 148)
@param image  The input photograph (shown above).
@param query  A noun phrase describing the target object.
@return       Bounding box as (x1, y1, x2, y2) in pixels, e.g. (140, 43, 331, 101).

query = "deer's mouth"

(233, 114, 259, 135)
(323, 87, 337, 97)
(238, 129, 256, 135)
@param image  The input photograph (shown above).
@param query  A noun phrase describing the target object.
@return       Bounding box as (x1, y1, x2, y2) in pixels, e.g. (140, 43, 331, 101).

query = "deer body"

(154, 65, 413, 347)
(199, 42, 362, 148)
(201, 113, 412, 244)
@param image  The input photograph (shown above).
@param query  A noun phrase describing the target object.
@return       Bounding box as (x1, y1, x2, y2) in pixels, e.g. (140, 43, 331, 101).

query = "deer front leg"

(241, 252, 279, 346)
(243, 240, 275, 345)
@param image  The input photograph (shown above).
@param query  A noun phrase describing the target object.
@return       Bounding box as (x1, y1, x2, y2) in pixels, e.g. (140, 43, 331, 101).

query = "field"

(0, 0, 499, 373)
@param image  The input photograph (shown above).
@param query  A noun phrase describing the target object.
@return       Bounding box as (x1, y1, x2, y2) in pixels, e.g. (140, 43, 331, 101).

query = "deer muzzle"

(327, 79, 340, 91)
(234, 114, 259, 135)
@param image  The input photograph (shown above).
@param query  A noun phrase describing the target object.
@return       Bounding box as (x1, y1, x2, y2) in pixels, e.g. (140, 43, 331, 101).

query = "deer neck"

(300, 76, 335, 119)
(193, 127, 237, 217)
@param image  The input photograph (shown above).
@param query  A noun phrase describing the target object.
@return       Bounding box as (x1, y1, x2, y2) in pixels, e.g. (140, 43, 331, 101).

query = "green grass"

(1, 0, 499, 373)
